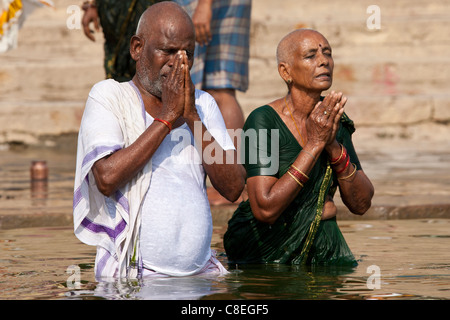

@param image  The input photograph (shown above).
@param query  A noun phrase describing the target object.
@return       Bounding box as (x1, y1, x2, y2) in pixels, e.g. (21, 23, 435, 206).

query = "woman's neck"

(288, 89, 322, 118)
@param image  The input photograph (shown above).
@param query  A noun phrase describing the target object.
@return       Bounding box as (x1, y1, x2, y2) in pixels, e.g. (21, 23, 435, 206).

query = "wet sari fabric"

(224, 105, 360, 266)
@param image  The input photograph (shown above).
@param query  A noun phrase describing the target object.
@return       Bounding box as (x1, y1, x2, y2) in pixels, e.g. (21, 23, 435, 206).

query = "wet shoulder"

(244, 105, 284, 131)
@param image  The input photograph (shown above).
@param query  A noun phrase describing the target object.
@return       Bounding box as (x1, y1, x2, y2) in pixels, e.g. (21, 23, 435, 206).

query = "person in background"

(175, 0, 251, 133)
(81, 0, 164, 81)
(175, 0, 251, 204)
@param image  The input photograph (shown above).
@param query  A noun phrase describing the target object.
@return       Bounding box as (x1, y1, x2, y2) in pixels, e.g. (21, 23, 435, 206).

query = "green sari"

(223, 105, 360, 266)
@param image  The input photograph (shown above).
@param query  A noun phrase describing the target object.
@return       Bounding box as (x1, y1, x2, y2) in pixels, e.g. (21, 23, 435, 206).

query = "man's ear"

(130, 35, 143, 62)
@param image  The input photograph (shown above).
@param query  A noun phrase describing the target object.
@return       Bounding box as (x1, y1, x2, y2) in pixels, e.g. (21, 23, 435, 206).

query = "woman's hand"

(305, 91, 345, 149)
(326, 93, 347, 146)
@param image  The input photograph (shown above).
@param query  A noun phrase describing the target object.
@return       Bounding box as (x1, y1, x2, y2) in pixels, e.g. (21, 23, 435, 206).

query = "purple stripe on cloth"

(129, 80, 147, 126)
(115, 189, 130, 214)
(82, 145, 122, 168)
(96, 249, 112, 278)
(81, 217, 127, 241)
(73, 177, 89, 209)
(73, 185, 82, 209)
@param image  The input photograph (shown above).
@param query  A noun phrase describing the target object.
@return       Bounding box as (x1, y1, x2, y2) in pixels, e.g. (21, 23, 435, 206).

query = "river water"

(0, 147, 449, 300)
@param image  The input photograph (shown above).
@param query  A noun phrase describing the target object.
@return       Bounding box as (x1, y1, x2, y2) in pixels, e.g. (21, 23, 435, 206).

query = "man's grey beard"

(136, 66, 163, 98)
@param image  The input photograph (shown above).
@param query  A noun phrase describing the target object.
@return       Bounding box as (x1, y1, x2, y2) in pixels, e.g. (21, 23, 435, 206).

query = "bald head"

(276, 28, 328, 66)
(136, 1, 194, 38)
(130, 1, 196, 98)
(276, 28, 334, 91)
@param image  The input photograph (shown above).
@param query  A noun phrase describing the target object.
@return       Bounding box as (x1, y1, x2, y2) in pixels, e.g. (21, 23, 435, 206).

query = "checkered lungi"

(175, 0, 252, 92)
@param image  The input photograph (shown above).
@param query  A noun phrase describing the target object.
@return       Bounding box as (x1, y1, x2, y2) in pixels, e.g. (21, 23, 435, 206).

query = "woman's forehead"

(296, 32, 331, 52)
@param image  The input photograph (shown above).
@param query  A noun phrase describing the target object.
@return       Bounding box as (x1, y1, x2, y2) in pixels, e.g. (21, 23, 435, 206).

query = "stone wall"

(243, 0, 450, 147)
(0, 0, 449, 148)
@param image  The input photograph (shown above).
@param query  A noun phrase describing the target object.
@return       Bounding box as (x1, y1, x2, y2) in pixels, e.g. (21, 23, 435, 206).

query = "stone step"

(237, 92, 450, 127)
(19, 14, 450, 56)
(4, 52, 449, 101)
(250, 22, 450, 61)
(252, 0, 450, 17)
(1, 0, 448, 148)
(17, 1, 450, 52)
(0, 100, 84, 146)
(0, 63, 104, 101)
(3, 92, 449, 146)
(244, 58, 450, 102)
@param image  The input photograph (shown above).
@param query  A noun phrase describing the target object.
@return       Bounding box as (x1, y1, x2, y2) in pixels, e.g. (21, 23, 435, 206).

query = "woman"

(223, 29, 374, 266)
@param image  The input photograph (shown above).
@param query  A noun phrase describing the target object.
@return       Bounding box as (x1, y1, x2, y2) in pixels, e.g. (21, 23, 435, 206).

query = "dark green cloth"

(96, 0, 164, 81)
(223, 105, 360, 266)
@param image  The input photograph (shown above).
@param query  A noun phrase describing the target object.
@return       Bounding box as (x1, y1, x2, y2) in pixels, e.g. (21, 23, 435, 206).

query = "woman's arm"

(248, 93, 345, 224)
(246, 148, 317, 224)
(326, 141, 374, 215)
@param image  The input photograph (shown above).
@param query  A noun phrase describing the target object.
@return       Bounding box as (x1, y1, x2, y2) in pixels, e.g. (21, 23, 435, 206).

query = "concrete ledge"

(1, 203, 449, 230)
(335, 204, 450, 220)
(210, 204, 450, 225)
(0, 212, 73, 230)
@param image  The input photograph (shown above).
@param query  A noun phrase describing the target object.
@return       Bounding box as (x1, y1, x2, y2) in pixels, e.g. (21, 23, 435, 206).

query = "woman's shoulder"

(248, 104, 277, 116)
(244, 105, 279, 128)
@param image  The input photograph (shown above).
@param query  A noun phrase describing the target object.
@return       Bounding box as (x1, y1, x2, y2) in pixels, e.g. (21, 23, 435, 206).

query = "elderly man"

(73, 1, 245, 279)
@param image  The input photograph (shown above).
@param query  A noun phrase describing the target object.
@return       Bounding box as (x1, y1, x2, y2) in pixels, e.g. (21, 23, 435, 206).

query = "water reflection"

(225, 263, 361, 300)
(2, 222, 449, 300)
(30, 180, 48, 204)
(1, 149, 449, 300)
(64, 264, 359, 300)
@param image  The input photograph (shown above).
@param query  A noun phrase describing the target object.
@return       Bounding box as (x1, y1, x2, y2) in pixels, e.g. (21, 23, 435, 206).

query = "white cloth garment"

(139, 101, 234, 276)
(73, 79, 151, 279)
(73, 79, 234, 279)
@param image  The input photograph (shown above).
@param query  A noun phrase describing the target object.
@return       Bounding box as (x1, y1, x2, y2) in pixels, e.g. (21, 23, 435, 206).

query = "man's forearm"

(92, 120, 170, 196)
(186, 117, 246, 202)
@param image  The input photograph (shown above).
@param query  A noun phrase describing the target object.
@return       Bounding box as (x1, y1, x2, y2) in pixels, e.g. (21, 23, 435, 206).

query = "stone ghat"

(0, 0, 449, 146)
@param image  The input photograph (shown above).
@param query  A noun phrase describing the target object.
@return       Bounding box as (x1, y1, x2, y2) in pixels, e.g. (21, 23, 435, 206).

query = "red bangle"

(336, 155, 350, 174)
(331, 145, 348, 166)
(330, 144, 344, 163)
(288, 165, 309, 185)
(154, 118, 172, 132)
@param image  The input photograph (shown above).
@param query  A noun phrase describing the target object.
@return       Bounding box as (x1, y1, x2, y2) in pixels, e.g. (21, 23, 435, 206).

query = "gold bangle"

(338, 163, 357, 181)
(330, 143, 344, 165)
(287, 171, 304, 188)
(290, 164, 309, 180)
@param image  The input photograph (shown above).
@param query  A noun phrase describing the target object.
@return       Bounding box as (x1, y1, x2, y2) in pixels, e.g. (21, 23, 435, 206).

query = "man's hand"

(192, 0, 212, 46)
(82, 7, 100, 41)
(159, 51, 187, 124)
(181, 51, 198, 123)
